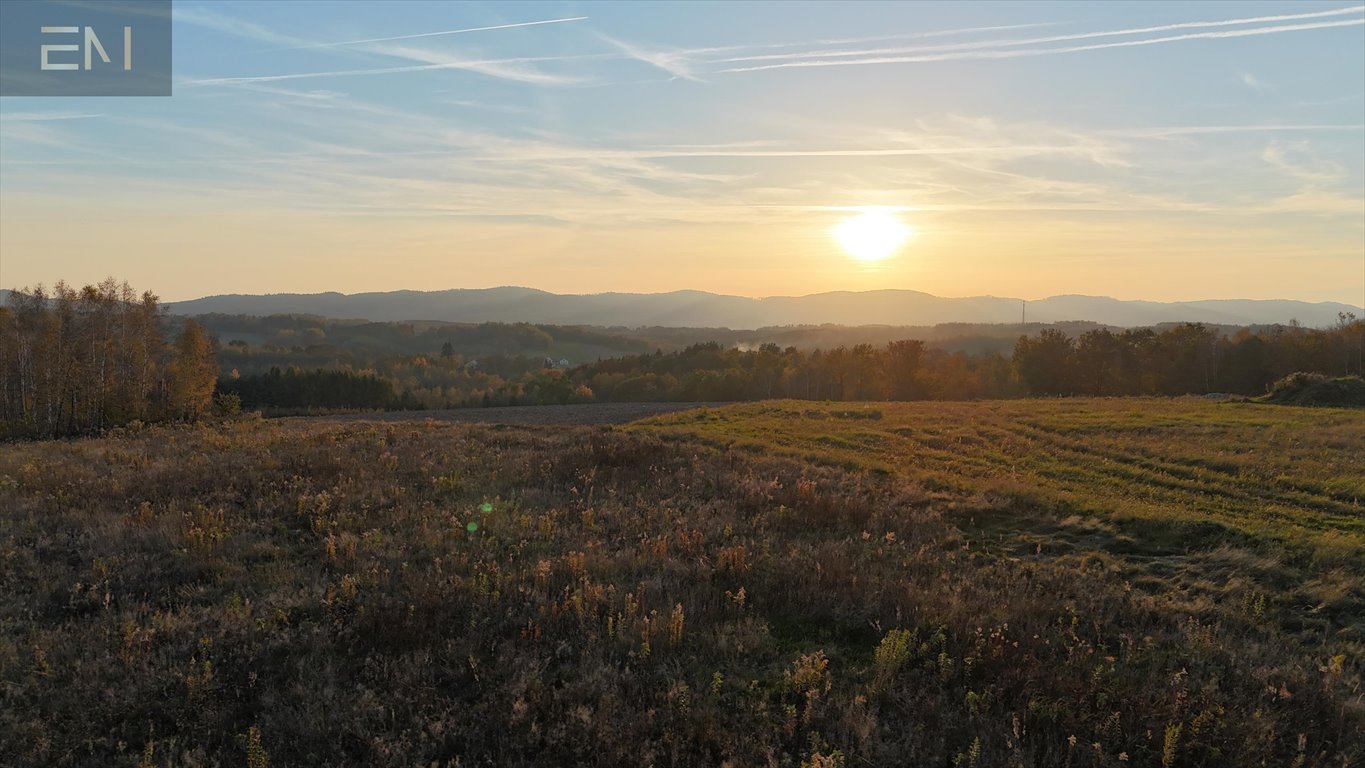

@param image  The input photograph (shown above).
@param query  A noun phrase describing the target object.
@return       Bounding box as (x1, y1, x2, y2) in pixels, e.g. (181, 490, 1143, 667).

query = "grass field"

(635, 399, 1364, 545)
(311, 401, 732, 426)
(1, 400, 1360, 766)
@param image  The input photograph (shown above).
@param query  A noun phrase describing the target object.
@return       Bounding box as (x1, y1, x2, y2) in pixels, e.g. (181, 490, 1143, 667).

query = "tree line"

(1013, 320, 1362, 396)
(6, 281, 1360, 426)
(557, 318, 1361, 404)
(1, 281, 218, 438)
(213, 316, 1361, 411)
(217, 367, 416, 411)
(195, 312, 1101, 371)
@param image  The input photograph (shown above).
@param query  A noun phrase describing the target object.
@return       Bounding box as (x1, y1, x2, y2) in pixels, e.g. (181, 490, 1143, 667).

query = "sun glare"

(833, 209, 912, 262)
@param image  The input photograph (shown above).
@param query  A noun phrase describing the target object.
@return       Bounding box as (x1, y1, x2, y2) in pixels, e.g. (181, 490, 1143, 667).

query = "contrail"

(286, 16, 588, 50)
(721, 18, 1365, 73)
(184, 54, 587, 86)
(718, 4, 1365, 64)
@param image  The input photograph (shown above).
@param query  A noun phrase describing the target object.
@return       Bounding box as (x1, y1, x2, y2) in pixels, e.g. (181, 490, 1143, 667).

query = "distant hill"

(155, 287, 1361, 329)
(3, 287, 1358, 329)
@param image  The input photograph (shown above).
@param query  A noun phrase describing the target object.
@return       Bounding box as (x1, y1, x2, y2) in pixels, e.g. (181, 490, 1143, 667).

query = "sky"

(1, 0, 1363, 304)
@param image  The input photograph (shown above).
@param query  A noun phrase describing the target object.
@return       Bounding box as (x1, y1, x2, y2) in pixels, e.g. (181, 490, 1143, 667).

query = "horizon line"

(141, 285, 1365, 308)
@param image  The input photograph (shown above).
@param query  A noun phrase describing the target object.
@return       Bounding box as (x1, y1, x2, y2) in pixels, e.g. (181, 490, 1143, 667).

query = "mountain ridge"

(3, 287, 1359, 329)
(164, 287, 1360, 329)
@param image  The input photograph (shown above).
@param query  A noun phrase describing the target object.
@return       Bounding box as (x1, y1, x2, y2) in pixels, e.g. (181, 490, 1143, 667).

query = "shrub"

(213, 392, 243, 418)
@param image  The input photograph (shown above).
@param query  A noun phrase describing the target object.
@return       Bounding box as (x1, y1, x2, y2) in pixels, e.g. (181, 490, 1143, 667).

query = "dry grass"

(0, 399, 1360, 766)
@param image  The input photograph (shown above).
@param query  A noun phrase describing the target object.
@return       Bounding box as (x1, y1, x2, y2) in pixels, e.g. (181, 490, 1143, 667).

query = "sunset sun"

(833, 209, 912, 262)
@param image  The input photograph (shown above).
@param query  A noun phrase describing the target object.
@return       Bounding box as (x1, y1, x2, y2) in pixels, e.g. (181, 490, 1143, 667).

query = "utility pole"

(1021, 300, 1026, 327)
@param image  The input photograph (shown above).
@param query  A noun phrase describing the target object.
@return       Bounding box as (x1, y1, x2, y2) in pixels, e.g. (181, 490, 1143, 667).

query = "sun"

(833, 209, 912, 262)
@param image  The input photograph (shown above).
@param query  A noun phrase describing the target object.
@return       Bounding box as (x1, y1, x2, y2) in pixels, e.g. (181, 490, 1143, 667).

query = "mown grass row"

(633, 399, 1365, 548)
(635, 400, 1365, 651)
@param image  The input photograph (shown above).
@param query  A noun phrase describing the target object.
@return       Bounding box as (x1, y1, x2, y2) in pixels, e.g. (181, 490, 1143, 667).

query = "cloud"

(1261, 140, 1346, 184)
(176, 19, 1080, 92)
(0, 118, 110, 155)
(0, 112, 102, 122)
(435, 98, 534, 115)
(1262, 188, 1365, 215)
(172, 7, 593, 88)
(597, 34, 702, 81)
(718, 4, 1364, 65)
(1112, 124, 1365, 138)
(183, 51, 590, 87)
(1292, 93, 1363, 108)
(357, 43, 589, 85)
(718, 10, 1365, 72)
(199, 82, 348, 102)
(282, 17, 588, 50)
(173, 5, 311, 47)
(1243, 73, 1272, 90)
(422, 143, 1121, 162)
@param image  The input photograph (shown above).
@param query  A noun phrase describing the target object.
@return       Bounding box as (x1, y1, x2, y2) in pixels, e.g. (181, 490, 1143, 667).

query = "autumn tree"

(164, 319, 218, 420)
(1, 280, 217, 437)
(1074, 329, 1125, 396)
(1013, 328, 1076, 396)
(884, 339, 927, 400)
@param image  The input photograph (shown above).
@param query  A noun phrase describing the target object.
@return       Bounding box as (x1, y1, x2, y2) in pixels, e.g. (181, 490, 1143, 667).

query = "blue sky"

(1, 0, 1362, 304)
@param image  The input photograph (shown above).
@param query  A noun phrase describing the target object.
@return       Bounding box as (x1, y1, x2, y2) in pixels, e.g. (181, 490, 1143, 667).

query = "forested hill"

(192, 313, 1139, 366)
(157, 287, 1363, 328)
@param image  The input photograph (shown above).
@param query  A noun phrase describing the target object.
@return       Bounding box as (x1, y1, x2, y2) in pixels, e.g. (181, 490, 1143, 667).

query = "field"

(1, 400, 1361, 767)
(634, 399, 1365, 559)
(313, 401, 732, 426)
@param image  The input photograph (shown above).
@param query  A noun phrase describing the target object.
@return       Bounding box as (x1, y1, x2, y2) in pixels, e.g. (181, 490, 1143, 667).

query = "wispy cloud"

(1261, 140, 1346, 183)
(283, 17, 588, 50)
(178, 19, 1080, 91)
(717, 5, 1364, 65)
(358, 43, 589, 85)
(399, 139, 1126, 162)
(1262, 187, 1365, 215)
(436, 98, 535, 115)
(183, 51, 591, 87)
(0, 119, 111, 155)
(174, 5, 312, 47)
(598, 34, 702, 81)
(199, 82, 348, 102)
(0, 112, 102, 122)
(1293, 93, 1364, 108)
(13, 8, 1365, 230)
(1112, 124, 1365, 138)
(718, 8, 1365, 72)
(686, 22, 1070, 58)
(172, 4, 594, 87)
(1243, 73, 1272, 90)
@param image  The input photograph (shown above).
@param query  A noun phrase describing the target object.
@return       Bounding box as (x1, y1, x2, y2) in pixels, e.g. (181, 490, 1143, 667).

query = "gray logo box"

(0, 0, 172, 96)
